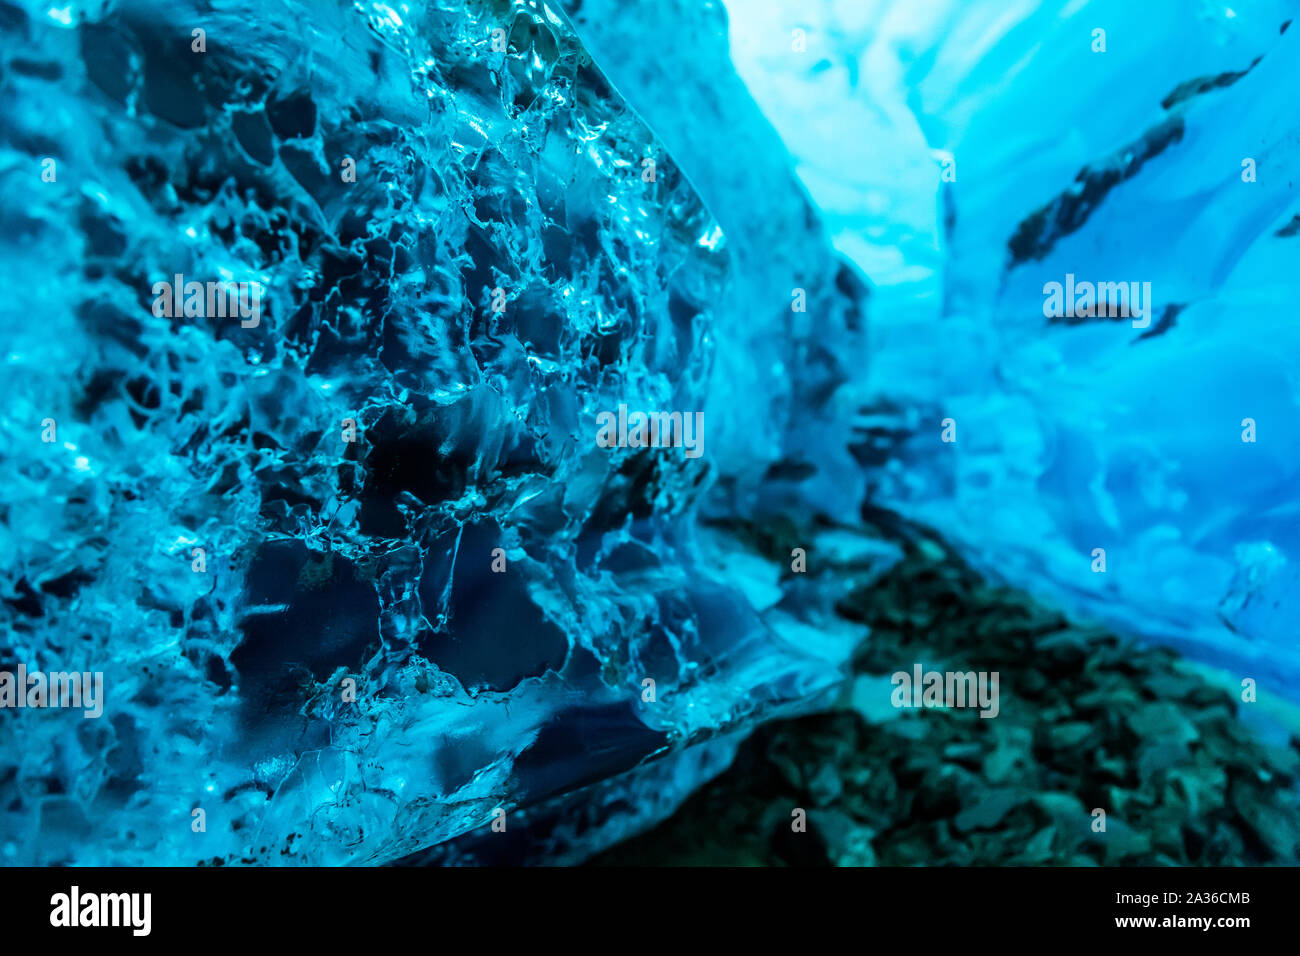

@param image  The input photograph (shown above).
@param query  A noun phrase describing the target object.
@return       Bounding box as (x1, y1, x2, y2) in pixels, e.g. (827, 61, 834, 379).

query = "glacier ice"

(0, 0, 879, 865)
(723, 0, 1300, 693)
(2, 0, 1297, 868)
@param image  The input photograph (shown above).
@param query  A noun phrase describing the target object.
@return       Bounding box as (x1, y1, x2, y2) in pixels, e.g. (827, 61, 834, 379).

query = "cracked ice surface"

(0, 0, 879, 865)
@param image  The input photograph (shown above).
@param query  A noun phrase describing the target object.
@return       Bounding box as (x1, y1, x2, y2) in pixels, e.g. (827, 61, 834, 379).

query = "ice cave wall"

(0, 0, 882, 866)
(721, 0, 1300, 693)
(3, 0, 1297, 869)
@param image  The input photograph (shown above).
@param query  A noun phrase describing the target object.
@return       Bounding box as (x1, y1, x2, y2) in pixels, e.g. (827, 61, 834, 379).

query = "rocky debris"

(593, 535, 1300, 866)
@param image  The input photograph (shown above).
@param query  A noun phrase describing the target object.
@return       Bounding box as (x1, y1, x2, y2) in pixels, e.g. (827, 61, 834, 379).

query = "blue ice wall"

(2, 0, 1297, 868)
(0, 0, 885, 865)
(722, 0, 1300, 693)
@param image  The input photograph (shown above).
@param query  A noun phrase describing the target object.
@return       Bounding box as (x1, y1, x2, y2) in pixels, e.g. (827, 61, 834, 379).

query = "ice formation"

(2, 0, 1297, 866)
(721, 0, 1300, 692)
(0, 0, 877, 865)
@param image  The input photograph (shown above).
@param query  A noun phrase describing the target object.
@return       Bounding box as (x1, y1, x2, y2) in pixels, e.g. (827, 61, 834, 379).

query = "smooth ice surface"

(0, 0, 879, 865)
(724, 0, 1300, 692)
